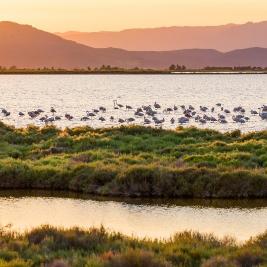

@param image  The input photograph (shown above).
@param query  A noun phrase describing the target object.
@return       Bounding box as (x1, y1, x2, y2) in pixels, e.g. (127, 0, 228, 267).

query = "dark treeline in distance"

(1, 65, 267, 74)
(168, 64, 187, 71)
(168, 65, 267, 72)
(0, 65, 169, 74)
(203, 66, 267, 72)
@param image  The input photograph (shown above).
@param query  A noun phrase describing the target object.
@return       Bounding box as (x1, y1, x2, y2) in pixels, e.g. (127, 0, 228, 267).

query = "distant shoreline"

(1, 70, 267, 75)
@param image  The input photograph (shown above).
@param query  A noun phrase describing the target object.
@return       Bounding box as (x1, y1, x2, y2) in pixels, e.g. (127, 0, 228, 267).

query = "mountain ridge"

(56, 21, 267, 52)
(1, 21, 267, 69)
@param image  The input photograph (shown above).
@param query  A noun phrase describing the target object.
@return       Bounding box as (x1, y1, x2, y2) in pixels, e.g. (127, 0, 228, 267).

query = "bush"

(201, 256, 236, 267)
(105, 249, 172, 267)
(47, 260, 69, 267)
(0, 259, 31, 267)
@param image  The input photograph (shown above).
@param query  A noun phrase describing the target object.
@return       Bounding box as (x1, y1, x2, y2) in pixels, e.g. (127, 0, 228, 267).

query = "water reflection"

(0, 190, 267, 242)
(1, 190, 266, 209)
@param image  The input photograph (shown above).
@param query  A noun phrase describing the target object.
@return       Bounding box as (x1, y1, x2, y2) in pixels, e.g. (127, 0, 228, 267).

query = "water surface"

(1, 191, 267, 242)
(0, 74, 267, 132)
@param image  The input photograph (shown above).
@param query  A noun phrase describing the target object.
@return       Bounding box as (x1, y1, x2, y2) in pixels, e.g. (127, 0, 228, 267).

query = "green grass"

(0, 121, 267, 198)
(0, 225, 267, 267)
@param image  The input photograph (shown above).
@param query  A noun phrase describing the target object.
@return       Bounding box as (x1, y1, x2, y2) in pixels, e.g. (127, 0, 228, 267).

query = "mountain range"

(1, 21, 267, 69)
(57, 21, 267, 52)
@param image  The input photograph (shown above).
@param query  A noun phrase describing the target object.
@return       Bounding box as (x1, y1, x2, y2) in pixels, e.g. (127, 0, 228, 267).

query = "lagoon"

(1, 191, 267, 242)
(0, 74, 266, 132)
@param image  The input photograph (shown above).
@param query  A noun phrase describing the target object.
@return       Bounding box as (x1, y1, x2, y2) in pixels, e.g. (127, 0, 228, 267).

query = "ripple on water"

(0, 74, 266, 132)
(0, 191, 267, 242)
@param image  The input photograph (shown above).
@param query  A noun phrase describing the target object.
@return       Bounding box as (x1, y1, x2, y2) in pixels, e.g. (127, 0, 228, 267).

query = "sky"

(1, 0, 267, 32)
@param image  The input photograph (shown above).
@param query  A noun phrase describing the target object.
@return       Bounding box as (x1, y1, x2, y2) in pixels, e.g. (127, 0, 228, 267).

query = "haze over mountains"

(57, 21, 267, 52)
(1, 21, 267, 69)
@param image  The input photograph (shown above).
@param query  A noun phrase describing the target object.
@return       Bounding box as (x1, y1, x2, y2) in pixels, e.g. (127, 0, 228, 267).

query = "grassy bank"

(0, 225, 267, 267)
(0, 121, 267, 198)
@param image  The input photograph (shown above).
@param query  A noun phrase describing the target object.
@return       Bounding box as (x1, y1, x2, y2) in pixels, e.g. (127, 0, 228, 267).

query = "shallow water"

(1, 191, 267, 242)
(0, 74, 267, 132)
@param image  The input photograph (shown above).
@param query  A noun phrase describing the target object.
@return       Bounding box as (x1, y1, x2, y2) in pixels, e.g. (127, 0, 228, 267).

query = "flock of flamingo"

(1, 100, 267, 127)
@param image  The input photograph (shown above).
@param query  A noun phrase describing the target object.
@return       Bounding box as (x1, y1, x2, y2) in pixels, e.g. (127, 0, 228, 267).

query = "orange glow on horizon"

(1, 0, 267, 32)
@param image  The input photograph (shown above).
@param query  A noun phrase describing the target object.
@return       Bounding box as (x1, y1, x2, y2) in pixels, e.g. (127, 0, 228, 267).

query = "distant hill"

(57, 21, 267, 52)
(0, 22, 141, 69)
(1, 22, 267, 69)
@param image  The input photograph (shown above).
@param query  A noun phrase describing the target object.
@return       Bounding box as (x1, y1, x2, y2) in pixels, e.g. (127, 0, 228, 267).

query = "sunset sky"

(1, 0, 267, 32)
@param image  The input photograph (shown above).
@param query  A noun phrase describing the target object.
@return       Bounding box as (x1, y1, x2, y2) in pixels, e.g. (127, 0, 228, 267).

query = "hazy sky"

(1, 0, 267, 32)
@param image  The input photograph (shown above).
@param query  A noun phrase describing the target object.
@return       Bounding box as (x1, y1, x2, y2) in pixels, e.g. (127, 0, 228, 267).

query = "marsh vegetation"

(0, 122, 267, 198)
(1, 225, 267, 267)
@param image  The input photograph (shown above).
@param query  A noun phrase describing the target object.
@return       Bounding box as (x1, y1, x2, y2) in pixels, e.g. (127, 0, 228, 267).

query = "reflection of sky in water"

(0, 74, 266, 132)
(1, 193, 267, 242)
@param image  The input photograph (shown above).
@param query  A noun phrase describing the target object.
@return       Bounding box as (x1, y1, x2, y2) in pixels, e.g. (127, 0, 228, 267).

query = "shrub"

(47, 260, 69, 267)
(105, 249, 172, 267)
(201, 256, 236, 267)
